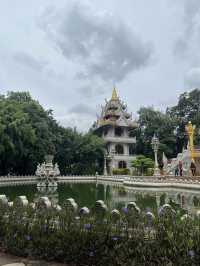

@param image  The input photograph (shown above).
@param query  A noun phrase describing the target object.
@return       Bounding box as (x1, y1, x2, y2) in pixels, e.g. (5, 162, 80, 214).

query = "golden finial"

(111, 87, 118, 101)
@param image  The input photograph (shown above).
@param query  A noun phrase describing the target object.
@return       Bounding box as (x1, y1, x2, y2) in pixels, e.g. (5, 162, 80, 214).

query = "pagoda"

(94, 88, 138, 175)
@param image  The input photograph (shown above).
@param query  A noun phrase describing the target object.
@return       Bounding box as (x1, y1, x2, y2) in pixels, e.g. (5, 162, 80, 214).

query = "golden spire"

(111, 87, 118, 101)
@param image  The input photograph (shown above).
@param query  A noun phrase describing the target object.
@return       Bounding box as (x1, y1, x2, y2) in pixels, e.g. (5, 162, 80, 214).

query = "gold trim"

(98, 119, 116, 126)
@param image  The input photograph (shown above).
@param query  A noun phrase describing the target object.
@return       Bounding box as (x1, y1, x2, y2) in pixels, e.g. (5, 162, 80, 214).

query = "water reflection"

(0, 182, 200, 215)
(36, 186, 59, 205)
(106, 185, 200, 215)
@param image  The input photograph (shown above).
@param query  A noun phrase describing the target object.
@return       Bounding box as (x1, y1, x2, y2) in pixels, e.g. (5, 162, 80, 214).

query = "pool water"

(0, 182, 200, 215)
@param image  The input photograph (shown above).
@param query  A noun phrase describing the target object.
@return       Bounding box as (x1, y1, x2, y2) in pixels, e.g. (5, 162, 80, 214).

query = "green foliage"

(0, 91, 63, 175)
(132, 155, 154, 175)
(55, 130, 105, 175)
(0, 91, 104, 175)
(136, 89, 200, 160)
(167, 89, 200, 148)
(136, 107, 176, 160)
(0, 197, 200, 265)
(112, 168, 130, 175)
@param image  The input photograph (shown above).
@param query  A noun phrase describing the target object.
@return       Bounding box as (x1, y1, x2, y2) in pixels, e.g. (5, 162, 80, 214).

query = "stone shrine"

(164, 122, 200, 176)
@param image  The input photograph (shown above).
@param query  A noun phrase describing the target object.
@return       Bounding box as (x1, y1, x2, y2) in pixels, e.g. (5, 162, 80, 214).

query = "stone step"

(3, 264, 25, 266)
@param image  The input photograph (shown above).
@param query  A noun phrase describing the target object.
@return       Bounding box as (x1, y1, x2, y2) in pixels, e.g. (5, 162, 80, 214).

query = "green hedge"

(0, 196, 199, 265)
(112, 168, 130, 175)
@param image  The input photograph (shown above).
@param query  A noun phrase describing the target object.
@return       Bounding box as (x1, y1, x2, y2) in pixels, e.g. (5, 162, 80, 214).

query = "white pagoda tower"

(94, 88, 138, 175)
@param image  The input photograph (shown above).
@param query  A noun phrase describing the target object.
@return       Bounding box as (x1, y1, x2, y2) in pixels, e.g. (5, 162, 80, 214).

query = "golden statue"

(185, 121, 196, 159)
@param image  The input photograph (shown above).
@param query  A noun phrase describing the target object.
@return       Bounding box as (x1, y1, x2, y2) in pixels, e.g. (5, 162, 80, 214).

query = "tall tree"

(55, 130, 104, 175)
(0, 92, 58, 174)
(0, 91, 104, 175)
(136, 107, 176, 160)
(167, 88, 200, 149)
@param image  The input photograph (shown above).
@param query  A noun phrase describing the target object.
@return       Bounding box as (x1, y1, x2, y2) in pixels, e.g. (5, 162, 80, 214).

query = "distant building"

(94, 88, 138, 175)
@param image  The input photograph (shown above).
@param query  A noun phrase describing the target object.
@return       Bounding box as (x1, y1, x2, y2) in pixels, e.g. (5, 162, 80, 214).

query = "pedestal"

(153, 167, 160, 176)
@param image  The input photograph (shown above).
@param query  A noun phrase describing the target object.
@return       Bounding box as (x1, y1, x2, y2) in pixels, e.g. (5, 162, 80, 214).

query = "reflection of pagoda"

(94, 88, 138, 174)
(35, 186, 59, 206)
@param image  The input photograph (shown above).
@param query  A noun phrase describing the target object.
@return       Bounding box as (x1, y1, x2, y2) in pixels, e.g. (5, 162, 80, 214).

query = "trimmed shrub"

(112, 168, 130, 175)
(0, 195, 199, 265)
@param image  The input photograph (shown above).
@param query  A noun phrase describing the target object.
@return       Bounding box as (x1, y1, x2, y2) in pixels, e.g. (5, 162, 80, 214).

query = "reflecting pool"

(0, 181, 200, 215)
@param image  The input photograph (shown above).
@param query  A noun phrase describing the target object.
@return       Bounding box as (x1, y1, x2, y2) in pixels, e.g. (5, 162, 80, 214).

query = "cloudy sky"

(0, 0, 200, 131)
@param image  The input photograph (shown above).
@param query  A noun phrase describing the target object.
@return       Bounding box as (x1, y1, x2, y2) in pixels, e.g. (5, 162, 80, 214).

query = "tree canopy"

(136, 107, 177, 159)
(0, 92, 104, 175)
(132, 155, 154, 175)
(167, 89, 200, 148)
(135, 89, 200, 161)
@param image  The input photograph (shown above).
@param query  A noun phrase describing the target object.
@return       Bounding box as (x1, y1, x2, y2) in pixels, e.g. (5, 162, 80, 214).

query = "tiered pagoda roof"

(95, 88, 138, 129)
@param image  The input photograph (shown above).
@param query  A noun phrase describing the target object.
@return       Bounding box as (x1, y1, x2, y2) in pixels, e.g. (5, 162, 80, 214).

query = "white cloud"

(56, 112, 95, 132)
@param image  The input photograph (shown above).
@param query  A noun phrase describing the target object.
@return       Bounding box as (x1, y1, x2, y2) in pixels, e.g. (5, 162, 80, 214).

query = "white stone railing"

(124, 175, 200, 185)
(0, 175, 36, 181)
(0, 175, 200, 188)
(126, 175, 200, 181)
(0, 174, 199, 181)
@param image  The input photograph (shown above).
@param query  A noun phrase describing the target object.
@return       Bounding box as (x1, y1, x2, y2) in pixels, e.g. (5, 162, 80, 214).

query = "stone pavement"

(3, 264, 24, 266)
(0, 252, 64, 266)
(0, 253, 23, 266)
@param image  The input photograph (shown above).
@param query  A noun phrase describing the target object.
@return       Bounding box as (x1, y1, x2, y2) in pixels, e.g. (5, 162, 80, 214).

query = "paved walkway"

(0, 253, 23, 265)
(0, 252, 64, 266)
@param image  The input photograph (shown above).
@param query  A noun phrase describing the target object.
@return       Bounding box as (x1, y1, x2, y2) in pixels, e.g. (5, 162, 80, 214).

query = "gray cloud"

(39, 1, 153, 82)
(76, 83, 106, 99)
(1, 0, 194, 132)
(76, 85, 93, 98)
(69, 103, 95, 116)
(185, 68, 200, 88)
(174, 0, 200, 57)
(13, 51, 47, 71)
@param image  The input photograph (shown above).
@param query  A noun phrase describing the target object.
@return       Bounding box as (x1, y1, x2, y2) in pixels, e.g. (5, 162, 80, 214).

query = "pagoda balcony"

(109, 154, 136, 161)
(103, 136, 136, 144)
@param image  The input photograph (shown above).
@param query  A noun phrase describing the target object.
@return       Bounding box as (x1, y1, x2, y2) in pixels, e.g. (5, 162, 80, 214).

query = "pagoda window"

(115, 127, 123, 137)
(115, 144, 124, 155)
(105, 143, 110, 153)
(104, 128, 109, 136)
(128, 129, 136, 138)
(118, 161, 127, 169)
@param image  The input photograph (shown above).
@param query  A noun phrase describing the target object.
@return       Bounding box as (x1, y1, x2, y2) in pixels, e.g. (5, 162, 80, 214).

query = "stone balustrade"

(0, 175, 200, 190)
(0, 194, 179, 225)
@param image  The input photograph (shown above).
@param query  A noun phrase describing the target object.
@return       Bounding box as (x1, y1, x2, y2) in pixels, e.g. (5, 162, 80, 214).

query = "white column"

(153, 150, 160, 176)
(104, 155, 107, 176)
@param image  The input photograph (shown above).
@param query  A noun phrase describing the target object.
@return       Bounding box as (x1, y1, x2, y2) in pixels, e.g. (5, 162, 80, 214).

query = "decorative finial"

(111, 87, 118, 101)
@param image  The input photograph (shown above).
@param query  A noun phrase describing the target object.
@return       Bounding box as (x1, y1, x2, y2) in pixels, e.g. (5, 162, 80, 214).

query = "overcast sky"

(0, 0, 200, 131)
